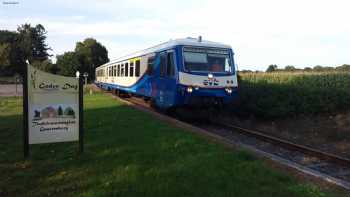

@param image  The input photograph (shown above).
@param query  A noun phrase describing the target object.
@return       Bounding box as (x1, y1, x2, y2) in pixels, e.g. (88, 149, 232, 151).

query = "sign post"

(23, 63, 83, 158)
(77, 71, 84, 154)
(23, 62, 29, 158)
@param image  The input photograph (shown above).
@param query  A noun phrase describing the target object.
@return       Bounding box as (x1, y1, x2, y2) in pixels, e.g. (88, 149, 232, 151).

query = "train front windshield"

(183, 47, 233, 73)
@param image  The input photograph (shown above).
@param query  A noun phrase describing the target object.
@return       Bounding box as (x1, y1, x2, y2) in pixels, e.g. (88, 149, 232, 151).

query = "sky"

(1, 0, 349, 71)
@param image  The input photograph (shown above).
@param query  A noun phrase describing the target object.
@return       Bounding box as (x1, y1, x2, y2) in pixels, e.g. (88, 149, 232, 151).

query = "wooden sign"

(23, 64, 84, 157)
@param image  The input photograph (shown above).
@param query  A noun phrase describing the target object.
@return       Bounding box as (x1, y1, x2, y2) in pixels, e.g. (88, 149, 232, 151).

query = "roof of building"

(98, 37, 232, 68)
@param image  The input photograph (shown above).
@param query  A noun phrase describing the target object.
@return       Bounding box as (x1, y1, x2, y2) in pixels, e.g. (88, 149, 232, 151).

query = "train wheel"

(150, 98, 157, 108)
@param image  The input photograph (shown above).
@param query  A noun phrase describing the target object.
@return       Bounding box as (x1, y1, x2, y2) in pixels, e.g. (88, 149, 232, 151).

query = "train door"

(158, 50, 177, 108)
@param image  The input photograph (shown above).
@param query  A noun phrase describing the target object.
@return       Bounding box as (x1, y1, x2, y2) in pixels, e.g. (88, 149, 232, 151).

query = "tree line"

(0, 23, 109, 81)
(265, 64, 350, 72)
(239, 64, 350, 73)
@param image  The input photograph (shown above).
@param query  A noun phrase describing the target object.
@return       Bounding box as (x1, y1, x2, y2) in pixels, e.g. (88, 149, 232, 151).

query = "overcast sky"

(1, 0, 349, 71)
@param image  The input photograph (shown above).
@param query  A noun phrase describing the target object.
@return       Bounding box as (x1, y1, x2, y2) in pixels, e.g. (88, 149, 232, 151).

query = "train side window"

(130, 62, 134, 77)
(125, 62, 129, 77)
(147, 56, 155, 75)
(113, 65, 116, 76)
(167, 52, 175, 77)
(160, 52, 166, 77)
(121, 64, 124, 77)
(117, 64, 120, 77)
(135, 60, 140, 77)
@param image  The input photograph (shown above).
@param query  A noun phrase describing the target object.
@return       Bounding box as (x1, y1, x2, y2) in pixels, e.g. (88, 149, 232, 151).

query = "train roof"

(98, 37, 232, 68)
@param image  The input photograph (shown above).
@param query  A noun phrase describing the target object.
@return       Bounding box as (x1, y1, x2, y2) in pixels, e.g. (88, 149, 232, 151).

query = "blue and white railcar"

(95, 37, 238, 109)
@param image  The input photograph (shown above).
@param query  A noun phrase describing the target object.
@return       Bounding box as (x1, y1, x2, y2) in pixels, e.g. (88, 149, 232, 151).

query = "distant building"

(41, 106, 57, 118)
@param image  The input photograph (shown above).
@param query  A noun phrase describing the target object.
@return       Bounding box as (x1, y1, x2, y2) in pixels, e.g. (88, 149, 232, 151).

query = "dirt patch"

(87, 84, 102, 93)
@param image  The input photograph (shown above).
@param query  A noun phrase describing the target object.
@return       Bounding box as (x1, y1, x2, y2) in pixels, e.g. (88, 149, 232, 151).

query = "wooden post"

(79, 76, 84, 154)
(23, 64, 29, 158)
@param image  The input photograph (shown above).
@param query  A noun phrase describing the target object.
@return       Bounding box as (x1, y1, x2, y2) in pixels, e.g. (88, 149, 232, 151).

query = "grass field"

(237, 71, 350, 119)
(0, 93, 338, 196)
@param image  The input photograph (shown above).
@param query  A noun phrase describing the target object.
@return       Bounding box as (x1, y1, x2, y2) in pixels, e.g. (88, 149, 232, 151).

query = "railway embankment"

(0, 92, 345, 196)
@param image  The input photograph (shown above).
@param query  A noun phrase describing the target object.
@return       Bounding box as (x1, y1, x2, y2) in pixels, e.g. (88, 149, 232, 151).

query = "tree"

(17, 24, 51, 63)
(313, 65, 324, 72)
(304, 67, 312, 72)
(266, 64, 278, 72)
(74, 38, 109, 81)
(0, 30, 26, 76)
(284, 65, 296, 71)
(239, 70, 253, 73)
(336, 64, 350, 72)
(56, 51, 81, 77)
(0, 43, 12, 76)
(0, 24, 52, 76)
(58, 106, 63, 116)
(313, 65, 334, 72)
(31, 59, 59, 74)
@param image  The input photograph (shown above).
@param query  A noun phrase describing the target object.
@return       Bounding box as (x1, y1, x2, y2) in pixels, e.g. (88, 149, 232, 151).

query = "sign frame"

(23, 63, 84, 158)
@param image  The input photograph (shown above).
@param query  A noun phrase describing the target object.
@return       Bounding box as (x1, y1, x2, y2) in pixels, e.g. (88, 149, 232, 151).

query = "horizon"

(1, 0, 349, 71)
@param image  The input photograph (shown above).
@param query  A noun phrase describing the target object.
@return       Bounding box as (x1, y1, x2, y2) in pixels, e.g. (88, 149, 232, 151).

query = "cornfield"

(237, 71, 350, 119)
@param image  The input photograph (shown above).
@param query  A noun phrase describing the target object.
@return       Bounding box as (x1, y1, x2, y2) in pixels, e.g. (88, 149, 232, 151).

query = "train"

(95, 37, 238, 109)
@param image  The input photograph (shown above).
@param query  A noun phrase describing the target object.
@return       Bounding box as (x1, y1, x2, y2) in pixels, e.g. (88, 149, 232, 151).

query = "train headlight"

(187, 86, 193, 93)
(225, 87, 232, 94)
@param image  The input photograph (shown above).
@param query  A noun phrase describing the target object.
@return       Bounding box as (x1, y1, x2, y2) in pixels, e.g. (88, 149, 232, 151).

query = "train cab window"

(125, 62, 129, 77)
(130, 62, 134, 77)
(135, 60, 140, 77)
(147, 56, 155, 75)
(167, 52, 175, 77)
(160, 52, 166, 77)
(117, 64, 120, 77)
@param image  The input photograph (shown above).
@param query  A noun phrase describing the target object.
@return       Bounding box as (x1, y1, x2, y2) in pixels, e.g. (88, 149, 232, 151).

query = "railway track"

(207, 120, 350, 190)
(106, 92, 350, 191)
(214, 121, 350, 167)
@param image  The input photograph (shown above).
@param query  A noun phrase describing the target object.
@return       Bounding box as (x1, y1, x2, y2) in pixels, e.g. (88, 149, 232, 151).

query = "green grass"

(0, 94, 333, 196)
(237, 72, 350, 119)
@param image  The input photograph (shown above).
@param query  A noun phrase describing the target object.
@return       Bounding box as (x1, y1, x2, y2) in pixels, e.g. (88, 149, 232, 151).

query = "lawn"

(0, 93, 332, 196)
